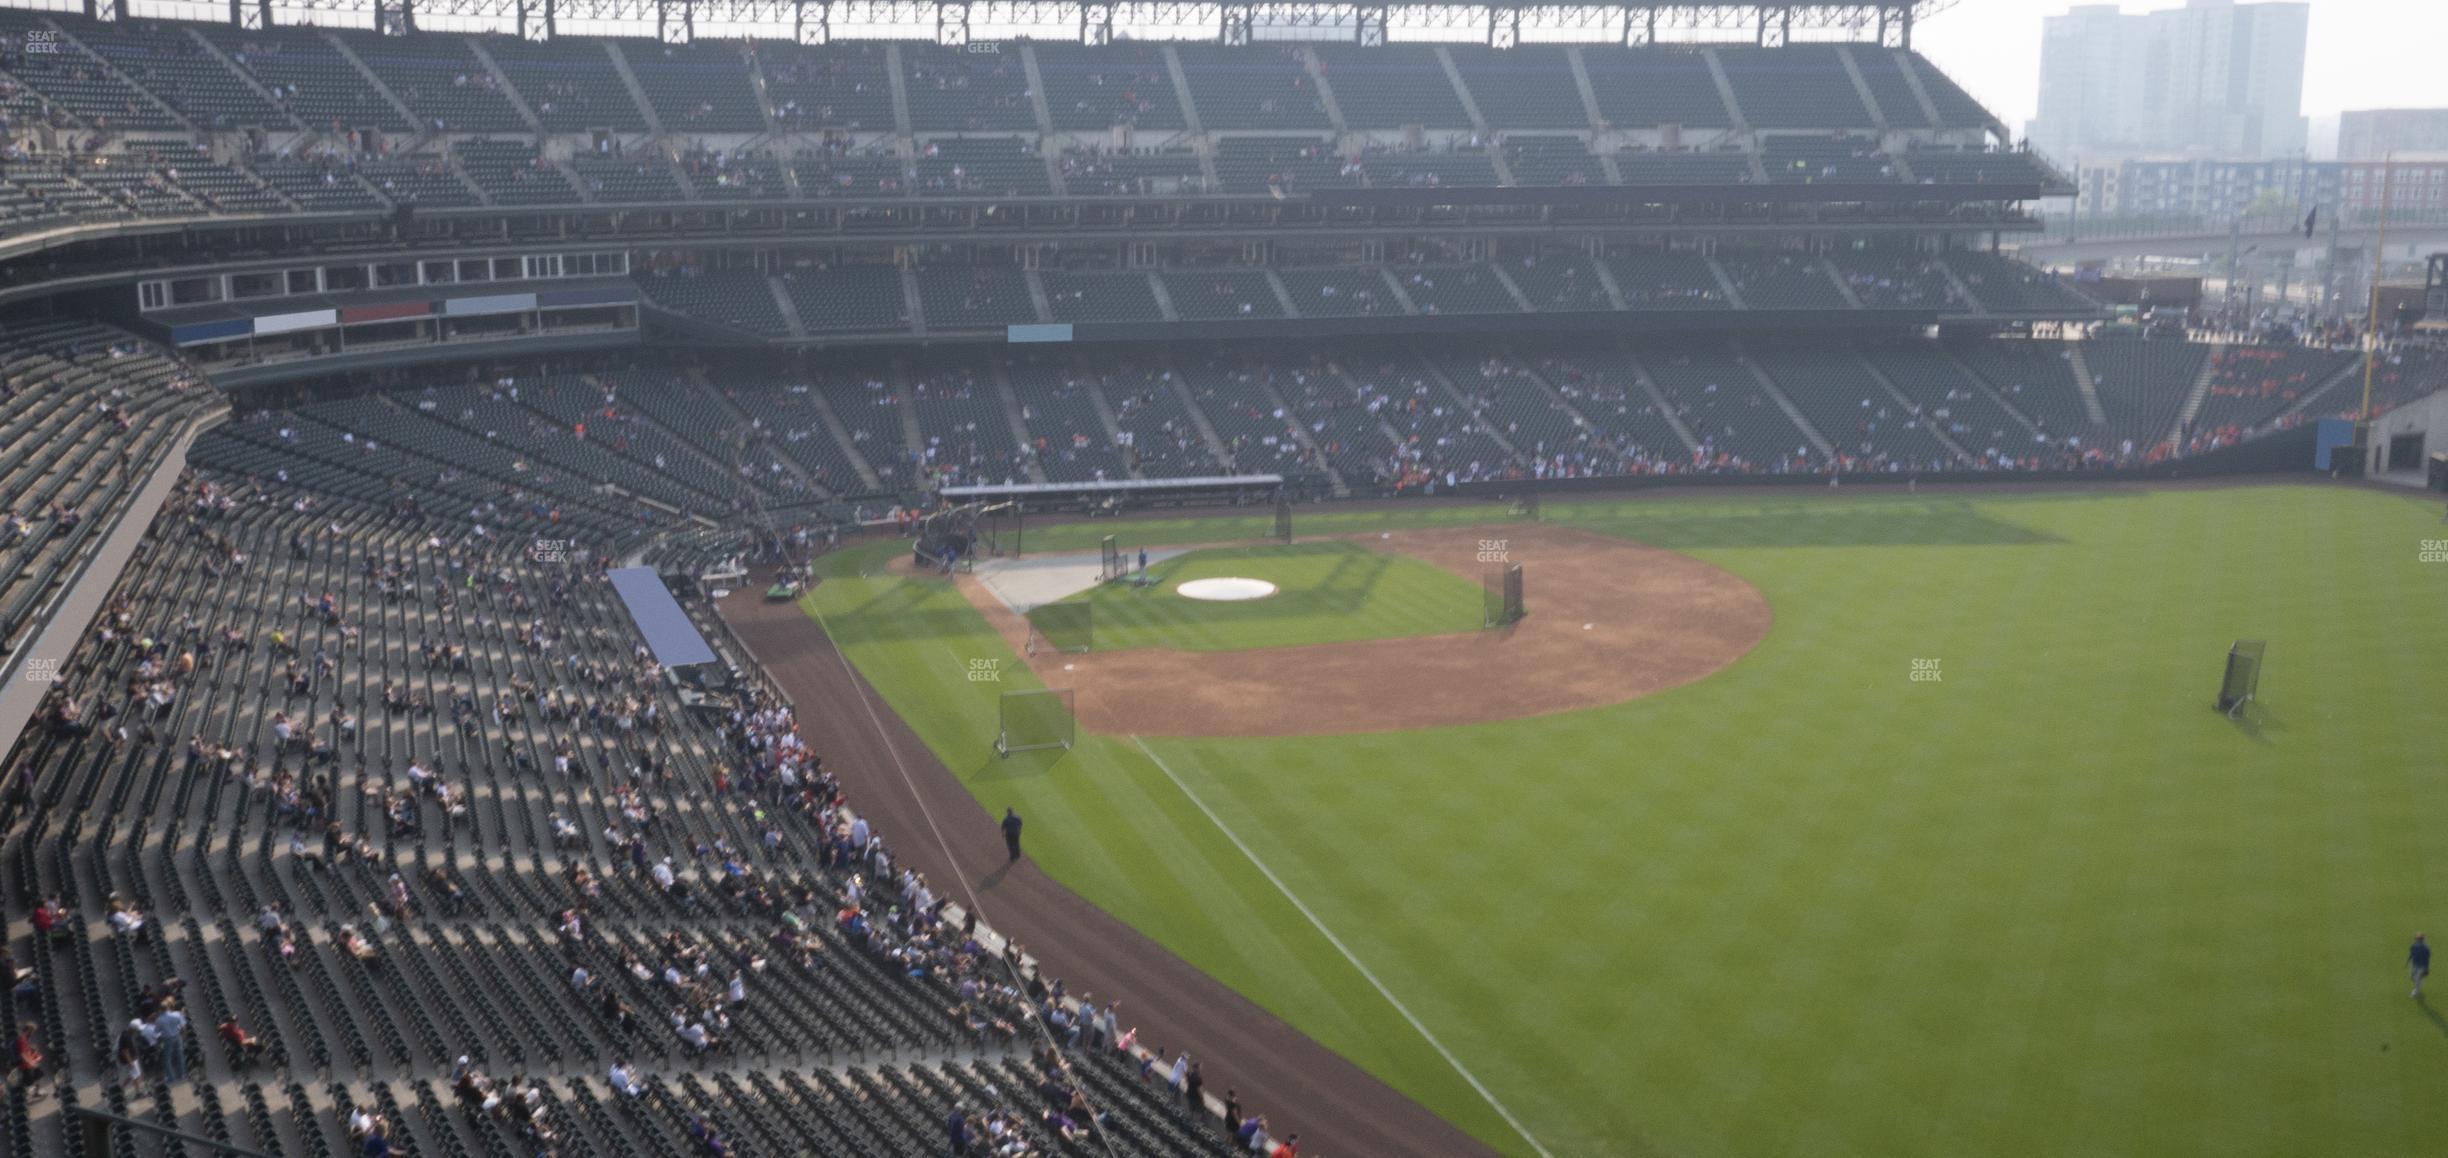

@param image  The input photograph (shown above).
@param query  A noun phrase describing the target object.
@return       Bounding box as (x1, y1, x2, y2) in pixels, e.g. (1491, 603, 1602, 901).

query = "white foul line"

(1129, 734, 1553, 1158)
(802, 597, 1128, 1158)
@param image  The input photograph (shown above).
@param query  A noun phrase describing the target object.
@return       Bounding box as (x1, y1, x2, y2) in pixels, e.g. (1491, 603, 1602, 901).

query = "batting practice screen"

(1100, 535, 1122, 583)
(2217, 639, 2265, 715)
(996, 688, 1076, 756)
(1482, 563, 1525, 627)
(1026, 603, 1094, 654)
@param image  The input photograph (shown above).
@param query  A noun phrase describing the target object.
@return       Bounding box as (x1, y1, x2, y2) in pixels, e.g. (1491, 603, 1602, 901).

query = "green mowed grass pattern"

(1060, 541, 1487, 652)
(810, 486, 2448, 1157)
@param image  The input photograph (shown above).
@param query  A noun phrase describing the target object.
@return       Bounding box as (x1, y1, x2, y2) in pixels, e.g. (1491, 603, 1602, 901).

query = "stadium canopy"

(607, 566, 720, 669)
(96, 0, 1951, 51)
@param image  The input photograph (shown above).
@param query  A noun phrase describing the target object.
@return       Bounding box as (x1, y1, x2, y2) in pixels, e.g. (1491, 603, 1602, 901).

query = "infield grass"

(1058, 541, 1486, 652)
(805, 484, 2448, 1157)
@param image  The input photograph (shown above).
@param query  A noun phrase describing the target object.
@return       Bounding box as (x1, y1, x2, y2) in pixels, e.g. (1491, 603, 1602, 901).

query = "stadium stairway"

(1733, 347, 1836, 460)
(1855, 353, 1972, 464)
(2169, 343, 2226, 450)
(2064, 342, 2110, 425)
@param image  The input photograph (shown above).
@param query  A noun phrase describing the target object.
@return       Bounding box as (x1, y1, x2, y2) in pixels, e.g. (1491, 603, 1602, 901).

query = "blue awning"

(607, 567, 719, 669)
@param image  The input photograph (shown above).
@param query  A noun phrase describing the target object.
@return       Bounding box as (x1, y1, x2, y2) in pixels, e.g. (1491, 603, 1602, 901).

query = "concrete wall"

(2364, 387, 2448, 483)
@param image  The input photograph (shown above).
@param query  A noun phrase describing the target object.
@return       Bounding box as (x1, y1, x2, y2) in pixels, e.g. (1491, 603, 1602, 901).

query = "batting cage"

(1025, 602, 1094, 654)
(996, 688, 1076, 756)
(2216, 639, 2265, 717)
(1272, 496, 1293, 544)
(1099, 535, 1123, 583)
(1482, 563, 1525, 627)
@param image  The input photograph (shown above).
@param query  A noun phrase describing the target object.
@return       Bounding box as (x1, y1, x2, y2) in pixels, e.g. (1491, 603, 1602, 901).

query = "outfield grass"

(806, 485, 2448, 1157)
(1058, 541, 1486, 652)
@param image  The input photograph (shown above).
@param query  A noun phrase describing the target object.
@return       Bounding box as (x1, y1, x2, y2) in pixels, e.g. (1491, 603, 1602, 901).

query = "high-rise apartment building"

(2337, 109, 2448, 160)
(2029, 0, 2309, 161)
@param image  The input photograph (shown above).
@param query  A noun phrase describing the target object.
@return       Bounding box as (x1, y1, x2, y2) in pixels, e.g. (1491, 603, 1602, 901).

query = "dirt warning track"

(957, 524, 1773, 737)
(716, 589, 1501, 1158)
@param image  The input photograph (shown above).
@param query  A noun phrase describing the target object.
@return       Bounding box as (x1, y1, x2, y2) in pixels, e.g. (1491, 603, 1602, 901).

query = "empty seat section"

(1613, 149, 1751, 184)
(1831, 251, 1964, 310)
(203, 25, 413, 133)
(1036, 42, 1183, 131)
(1311, 44, 1467, 129)
(69, 17, 291, 131)
(1276, 268, 1398, 317)
(1717, 252, 1848, 310)
(1005, 353, 1128, 481)
(1042, 271, 1162, 323)
(347, 32, 526, 132)
(1532, 349, 1692, 469)
(455, 140, 580, 205)
(1644, 348, 1812, 468)
(912, 138, 1050, 197)
(783, 263, 909, 333)
(1753, 346, 1954, 468)
(1503, 136, 1604, 186)
(1392, 264, 1520, 315)
(1213, 136, 1350, 194)
(1948, 338, 2095, 443)
(624, 40, 765, 132)
(486, 37, 648, 131)
(1176, 44, 1329, 131)
(0, 11, 181, 133)
(639, 268, 791, 337)
(1717, 46, 1871, 130)
(1506, 255, 1614, 313)
(1761, 135, 1895, 184)
(761, 41, 895, 133)
(1450, 46, 1587, 130)
(1160, 270, 1284, 320)
(901, 45, 1036, 132)
(1582, 48, 1729, 129)
(1948, 252, 2097, 313)
(914, 267, 1037, 329)
(1602, 252, 1729, 309)
(1059, 148, 1205, 195)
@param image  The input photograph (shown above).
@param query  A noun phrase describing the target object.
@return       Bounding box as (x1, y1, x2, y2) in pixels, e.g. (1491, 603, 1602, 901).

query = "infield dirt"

(948, 524, 1773, 737)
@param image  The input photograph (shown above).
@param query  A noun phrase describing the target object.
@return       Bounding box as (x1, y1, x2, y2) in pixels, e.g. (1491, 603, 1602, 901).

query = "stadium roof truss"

(82, 0, 1948, 47)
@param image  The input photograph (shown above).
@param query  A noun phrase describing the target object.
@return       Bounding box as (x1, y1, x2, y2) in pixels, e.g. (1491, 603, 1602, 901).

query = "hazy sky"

(1912, 0, 2447, 142)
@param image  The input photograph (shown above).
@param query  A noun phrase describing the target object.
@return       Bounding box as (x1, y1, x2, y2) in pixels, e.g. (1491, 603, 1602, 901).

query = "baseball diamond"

(2, 4, 2444, 1158)
(730, 483, 2448, 1157)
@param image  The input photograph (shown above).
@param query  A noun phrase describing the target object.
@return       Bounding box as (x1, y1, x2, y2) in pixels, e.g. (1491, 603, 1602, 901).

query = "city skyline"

(1915, 0, 2444, 157)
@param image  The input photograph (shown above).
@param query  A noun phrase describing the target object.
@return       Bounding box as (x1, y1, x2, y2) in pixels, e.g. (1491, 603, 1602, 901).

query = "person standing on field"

(1002, 808, 1023, 862)
(2413, 933, 2431, 998)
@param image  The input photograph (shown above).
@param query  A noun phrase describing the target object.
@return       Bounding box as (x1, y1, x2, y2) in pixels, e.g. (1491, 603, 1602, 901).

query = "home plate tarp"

(609, 567, 719, 668)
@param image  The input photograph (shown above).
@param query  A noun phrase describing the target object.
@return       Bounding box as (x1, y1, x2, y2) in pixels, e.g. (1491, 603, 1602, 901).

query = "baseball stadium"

(0, 0, 2443, 1154)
